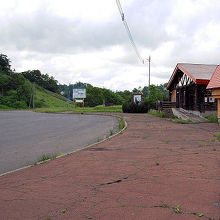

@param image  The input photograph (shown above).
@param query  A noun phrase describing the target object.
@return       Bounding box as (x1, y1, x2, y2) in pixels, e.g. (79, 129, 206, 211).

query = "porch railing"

(156, 101, 176, 110)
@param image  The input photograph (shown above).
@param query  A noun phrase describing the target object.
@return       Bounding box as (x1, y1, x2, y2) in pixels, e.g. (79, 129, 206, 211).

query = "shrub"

(122, 101, 149, 113)
(12, 100, 27, 109)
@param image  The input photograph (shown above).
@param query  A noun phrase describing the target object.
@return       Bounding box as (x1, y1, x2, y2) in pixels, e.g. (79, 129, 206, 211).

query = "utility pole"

(33, 82, 35, 108)
(144, 56, 151, 97)
(148, 56, 151, 90)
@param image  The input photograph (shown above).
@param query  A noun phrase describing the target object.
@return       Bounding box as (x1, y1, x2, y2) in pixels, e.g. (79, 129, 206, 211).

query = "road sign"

(75, 99, 83, 103)
(73, 89, 86, 98)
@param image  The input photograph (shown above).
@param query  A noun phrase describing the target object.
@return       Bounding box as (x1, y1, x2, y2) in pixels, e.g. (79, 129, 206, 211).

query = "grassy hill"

(0, 82, 70, 110)
(34, 85, 68, 108)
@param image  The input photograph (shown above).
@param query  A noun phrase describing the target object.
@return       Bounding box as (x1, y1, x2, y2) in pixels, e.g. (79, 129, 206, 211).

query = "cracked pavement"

(0, 113, 219, 220)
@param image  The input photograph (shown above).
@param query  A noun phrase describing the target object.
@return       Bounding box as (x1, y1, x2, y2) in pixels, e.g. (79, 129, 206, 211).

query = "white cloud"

(0, 0, 220, 91)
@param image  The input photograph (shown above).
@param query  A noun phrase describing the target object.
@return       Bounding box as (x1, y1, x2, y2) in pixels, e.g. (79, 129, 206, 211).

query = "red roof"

(207, 65, 220, 89)
(167, 63, 218, 89)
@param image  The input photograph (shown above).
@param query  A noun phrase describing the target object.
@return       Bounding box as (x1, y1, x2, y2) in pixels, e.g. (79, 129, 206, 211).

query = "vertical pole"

(148, 56, 151, 97)
(218, 99, 220, 123)
(83, 98, 84, 108)
(33, 82, 35, 109)
(74, 98, 77, 109)
(148, 56, 151, 89)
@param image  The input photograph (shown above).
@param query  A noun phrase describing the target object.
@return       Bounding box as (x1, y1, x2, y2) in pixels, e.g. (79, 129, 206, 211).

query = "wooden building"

(207, 66, 220, 121)
(166, 63, 218, 113)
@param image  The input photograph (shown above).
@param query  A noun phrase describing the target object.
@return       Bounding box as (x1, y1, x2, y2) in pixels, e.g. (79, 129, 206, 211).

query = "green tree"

(144, 85, 164, 109)
(0, 54, 12, 74)
(0, 72, 10, 95)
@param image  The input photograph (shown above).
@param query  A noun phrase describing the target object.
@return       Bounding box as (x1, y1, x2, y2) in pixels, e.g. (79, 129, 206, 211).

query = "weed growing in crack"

(155, 161, 160, 166)
(96, 137, 102, 142)
(109, 129, 114, 136)
(160, 201, 168, 208)
(44, 218, 51, 220)
(118, 118, 126, 130)
(34, 153, 58, 164)
(120, 203, 127, 207)
(164, 140, 171, 144)
(173, 205, 182, 213)
(195, 213, 204, 217)
(61, 208, 67, 214)
(85, 214, 94, 219)
(214, 133, 220, 141)
(213, 147, 217, 151)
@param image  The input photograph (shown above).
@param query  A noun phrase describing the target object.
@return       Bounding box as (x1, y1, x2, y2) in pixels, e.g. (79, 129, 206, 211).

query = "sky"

(1, 0, 220, 91)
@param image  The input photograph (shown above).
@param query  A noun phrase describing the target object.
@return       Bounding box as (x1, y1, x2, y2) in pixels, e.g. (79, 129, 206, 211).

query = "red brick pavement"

(0, 113, 219, 220)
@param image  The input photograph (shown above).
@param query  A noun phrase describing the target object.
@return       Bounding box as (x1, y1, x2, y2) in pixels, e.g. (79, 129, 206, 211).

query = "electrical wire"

(116, 0, 144, 64)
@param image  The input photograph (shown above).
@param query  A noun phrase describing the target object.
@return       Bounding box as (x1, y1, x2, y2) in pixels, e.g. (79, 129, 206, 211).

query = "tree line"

(0, 53, 169, 109)
(59, 82, 168, 108)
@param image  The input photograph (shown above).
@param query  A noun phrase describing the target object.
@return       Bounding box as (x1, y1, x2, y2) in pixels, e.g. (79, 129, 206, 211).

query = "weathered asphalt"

(0, 113, 219, 220)
(0, 111, 118, 174)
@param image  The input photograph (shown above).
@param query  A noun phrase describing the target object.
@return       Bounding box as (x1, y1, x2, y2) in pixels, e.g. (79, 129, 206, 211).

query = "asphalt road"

(0, 111, 118, 174)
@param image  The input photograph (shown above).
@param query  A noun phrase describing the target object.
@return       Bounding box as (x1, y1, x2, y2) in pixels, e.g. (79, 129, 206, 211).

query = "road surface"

(0, 111, 118, 174)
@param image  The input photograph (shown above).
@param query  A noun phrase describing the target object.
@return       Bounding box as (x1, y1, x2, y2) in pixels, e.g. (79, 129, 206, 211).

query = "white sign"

(133, 94, 142, 103)
(73, 89, 86, 98)
(75, 99, 83, 103)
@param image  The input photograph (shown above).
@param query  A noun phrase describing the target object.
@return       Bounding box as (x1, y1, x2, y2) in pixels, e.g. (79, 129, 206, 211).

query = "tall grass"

(205, 114, 218, 123)
(148, 109, 165, 118)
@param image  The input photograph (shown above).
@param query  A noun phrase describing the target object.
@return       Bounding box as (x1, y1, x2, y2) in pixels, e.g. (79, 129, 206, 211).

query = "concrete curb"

(0, 113, 127, 177)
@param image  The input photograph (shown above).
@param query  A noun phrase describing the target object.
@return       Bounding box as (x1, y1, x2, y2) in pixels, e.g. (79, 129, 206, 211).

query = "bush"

(12, 100, 27, 109)
(122, 101, 149, 113)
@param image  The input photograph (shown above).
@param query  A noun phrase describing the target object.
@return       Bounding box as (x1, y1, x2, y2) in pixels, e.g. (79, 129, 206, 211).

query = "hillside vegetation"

(0, 53, 169, 112)
(0, 54, 68, 109)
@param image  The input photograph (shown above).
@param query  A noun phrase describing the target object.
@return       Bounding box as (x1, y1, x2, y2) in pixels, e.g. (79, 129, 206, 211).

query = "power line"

(116, 0, 144, 64)
(116, 0, 151, 90)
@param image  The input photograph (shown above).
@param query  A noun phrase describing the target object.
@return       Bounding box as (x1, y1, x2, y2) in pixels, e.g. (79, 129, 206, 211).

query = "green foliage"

(214, 132, 220, 141)
(122, 101, 149, 113)
(36, 153, 58, 163)
(0, 54, 12, 74)
(22, 70, 60, 93)
(0, 72, 32, 109)
(173, 205, 181, 213)
(118, 118, 126, 130)
(144, 85, 165, 109)
(195, 213, 204, 217)
(205, 114, 218, 123)
(116, 90, 132, 103)
(148, 109, 165, 118)
(174, 119, 192, 124)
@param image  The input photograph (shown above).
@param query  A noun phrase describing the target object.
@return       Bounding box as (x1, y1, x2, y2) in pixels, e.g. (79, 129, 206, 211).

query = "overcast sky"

(1, 0, 220, 91)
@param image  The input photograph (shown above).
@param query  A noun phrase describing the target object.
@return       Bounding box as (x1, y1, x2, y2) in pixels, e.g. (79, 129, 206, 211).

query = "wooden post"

(211, 89, 220, 123)
(74, 98, 77, 109)
(194, 85, 197, 111)
(217, 99, 220, 122)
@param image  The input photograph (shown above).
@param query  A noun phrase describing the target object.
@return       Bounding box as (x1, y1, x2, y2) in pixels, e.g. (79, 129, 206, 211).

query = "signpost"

(73, 89, 86, 108)
(133, 93, 143, 104)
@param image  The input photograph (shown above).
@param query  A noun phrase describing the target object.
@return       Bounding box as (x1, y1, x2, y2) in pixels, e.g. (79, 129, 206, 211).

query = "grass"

(0, 104, 16, 110)
(214, 132, 220, 141)
(109, 129, 114, 136)
(118, 117, 126, 130)
(35, 105, 122, 113)
(205, 114, 218, 123)
(34, 153, 58, 164)
(173, 118, 192, 124)
(173, 205, 182, 214)
(148, 109, 165, 118)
